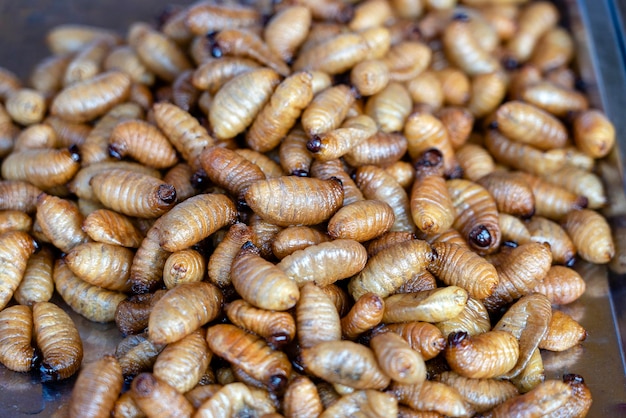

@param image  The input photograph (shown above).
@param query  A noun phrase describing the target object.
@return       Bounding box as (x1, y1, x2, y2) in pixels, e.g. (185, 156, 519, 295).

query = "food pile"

(0, 0, 616, 416)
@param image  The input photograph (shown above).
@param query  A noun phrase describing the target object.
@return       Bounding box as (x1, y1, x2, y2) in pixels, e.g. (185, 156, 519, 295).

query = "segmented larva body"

(283, 376, 324, 418)
(383, 286, 469, 324)
(64, 242, 133, 292)
(14, 246, 55, 306)
(0, 230, 37, 310)
(0, 180, 42, 213)
(341, 292, 385, 340)
(68, 355, 123, 418)
(1, 147, 80, 190)
(109, 119, 178, 169)
(327, 199, 396, 242)
(82, 209, 144, 248)
(0, 305, 35, 372)
(50, 71, 131, 123)
(301, 84, 356, 137)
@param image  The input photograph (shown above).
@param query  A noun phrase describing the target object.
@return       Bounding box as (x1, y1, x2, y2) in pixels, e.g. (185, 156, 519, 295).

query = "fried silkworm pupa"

(447, 178, 501, 255)
(231, 242, 300, 311)
(0, 305, 35, 372)
(277, 239, 367, 287)
(350, 59, 390, 97)
(493, 293, 552, 379)
(366, 231, 415, 257)
(0, 180, 42, 213)
(365, 82, 412, 133)
(5, 88, 47, 126)
(307, 114, 378, 161)
(226, 299, 296, 348)
(279, 126, 314, 176)
(514, 172, 587, 221)
(185, 1, 260, 34)
(82, 209, 144, 248)
(195, 382, 276, 418)
(171, 70, 199, 112)
(163, 249, 205, 289)
(344, 131, 407, 168)
(477, 171, 535, 218)
(434, 67, 470, 107)
(13, 123, 59, 151)
(455, 143, 495, 182)
(467, 71, 507, 119)
(50, 71, 131, 123)
(207, 222, 252, 288)
(248, 213, 284, 259)
(436, 296, 491, 339)
(320, 390, 397, 418)
(53, 259, 127, 323)
(383, 286, 469, 324)
(0, 210, 32, 234)
(437, 107, 474, 150)
(64, 242, 133, 292)
(544, 374, 592, 418)
(33, 301, 83, 381)
(209, 67, 281, 140)
(380, 322, 446, 361)
(532, 266, 586, 305)
(14, 246, 54, 306)
(206, 324, 292, 393)
(271, 225, 331, 259)
(44, 113, 92, 146)
(526, 215, 575, 265)
(529, 27, 574, 72)
(36, 194, 90, 253)
(79, 102, 144, 166)
(410, 149, 455, 235)
(293, 31, 369, 75)
(45, 24, 120, 54)
(442, 18, 500, 76)
(152, 329, 210, 394)
(544, 165, 606, 209)
(520, 81, 588, 117)
(185, 384, 222, 409)
(327, 200, 395, 242)
(429, 242, 499, 300)
(445, 330, 519, 379)
(348, 0, 393, 30)
(192, 57, 260, 94)
(407, 71, 444, 112)
(104, 45, 155, 85)
(302, 340, 390, 389)
(152, 102, 215, 170)
(381, 41, 430, 82)
(570, 229, 619, 285)
(1, 147, 80, 190)
(436, 371, 519, 414)
(247, 71, 313, 153)
(390, 380, 475, 418)
(210, 28, 290, 77)
(539, 310, 587, 352)
(63, 37, 112, 86)
(91, 169, 176, 218)
(495, 101, 568, 150)
(245, 176, 344, 227)
(499, 213, 532, 245)
(370, 331, 426, 385)
(115, 290, 166, 336)
(341, 292, 385, 340)
(483, 242, 553, 311)
(113, 391, 146, 418)
(283, 375, 324, 418)
(109, 119, 178, 169)
(130, 373, 193, 418)
(505, 1, 559, 63)
(126, 22, 191, 83)
(200, 146, 266, 203)
(311, 158, 364, 206)
(348, 238, 432, 299)
(354, 165, 415, 233)
(385, 160, 415, 189)
(68, 355, 123, 418)
(148, 282, 223, 345)
(297, 283, 342, 349)
(404, 111, 459, 177)
(116, 333, 165, 379)
(481, 379, 571, 418)
(30, 52, 73, 96)
(301, 84, 356, 137)
(573, 109, 616, 158)
(509, 346, 544, 394)
(264, 5, 312, 63)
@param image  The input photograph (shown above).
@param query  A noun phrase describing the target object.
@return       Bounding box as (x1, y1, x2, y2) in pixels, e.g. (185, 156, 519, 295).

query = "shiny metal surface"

(1, 0, 626, 416)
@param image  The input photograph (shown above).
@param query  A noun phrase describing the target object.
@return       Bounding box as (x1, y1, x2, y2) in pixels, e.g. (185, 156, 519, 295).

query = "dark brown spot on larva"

(157, 184, 177, 204)
(469, 225, 492, 248)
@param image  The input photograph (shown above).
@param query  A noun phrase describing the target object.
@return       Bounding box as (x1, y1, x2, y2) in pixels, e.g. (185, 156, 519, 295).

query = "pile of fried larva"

(0, 0, 615, 416)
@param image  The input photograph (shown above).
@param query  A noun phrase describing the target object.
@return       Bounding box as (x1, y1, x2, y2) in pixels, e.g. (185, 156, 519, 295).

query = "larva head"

(306, 136, 322, 153)
(447, 331, 469, 347)
(108, 144, 124, 160)
(157, 184, 177, 205)
(292, 168, 309, 177)
(563, 373, 585, 384)
(68, 145, 81, 163)
(452, 11, 470, 22)
(269, 374, 289, 394)
(268, 332, 292, 349)
(469, 225, 492, 250)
